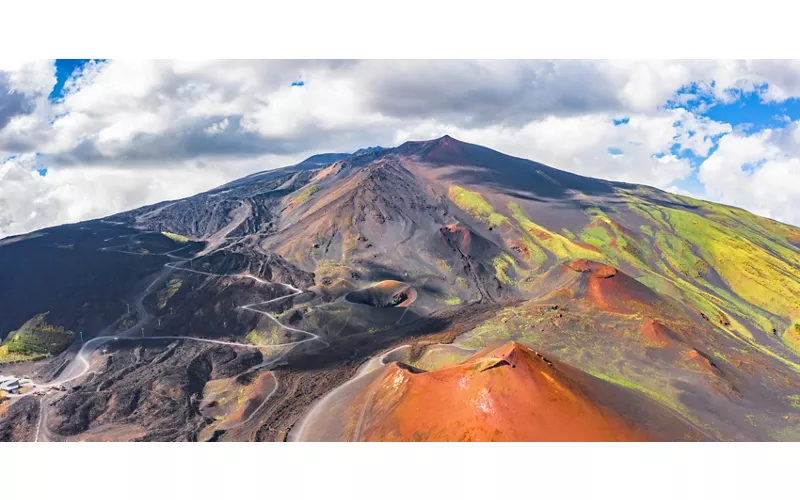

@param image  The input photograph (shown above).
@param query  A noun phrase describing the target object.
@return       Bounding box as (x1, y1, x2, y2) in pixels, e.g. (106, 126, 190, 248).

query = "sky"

(2, 59, 800, 238)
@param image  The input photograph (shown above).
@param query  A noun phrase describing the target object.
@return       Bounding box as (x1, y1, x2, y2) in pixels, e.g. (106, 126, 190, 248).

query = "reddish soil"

(682, 350, 718, 374)
(440, 224, 477, 254)
(567, 259, 592, 272)
(356, 342, 653, 442)
(567, 259, 616, 277)
(507, 238, 531, 262)
(564, 260, 665, 315)
(640, 318, 674, 348)
(227, 372, 278, 426)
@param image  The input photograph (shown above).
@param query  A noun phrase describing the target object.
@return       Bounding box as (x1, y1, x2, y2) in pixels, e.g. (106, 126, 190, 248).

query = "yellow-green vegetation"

(508, 202, 603, 262)
(455, 307, 526, 349)
(668, 191, 800, 268)
(653, 228, 709, 279)
(587, 370, 677, 410)
(578, 206, 651, 268)
(449, 184, 800, 438)
(448, 185, 508, 227)
(157, 278, 182, 309)
(0, 313, 74, 361)
(440, 294, 462, 306)
(492, 253, 516, 286)
(246, 325, 282, 346)
(162, 231, 189, 243)
(117, 314, 137, 332)
(436, 259, 451, 273)
(515, 229, 548, 267)
(632, 199, 800, 327)
(662, 210, 800, 319)
(637, 269, 755, 339)
(785, 324, 800, 354)
(608, 188, 800, 371)
(411, 346, 474, 371)
(0, 345, 47, 363)
(454, 301, 717, 432)
(487, 188, 800, 373)
(290, 185, 320, 205)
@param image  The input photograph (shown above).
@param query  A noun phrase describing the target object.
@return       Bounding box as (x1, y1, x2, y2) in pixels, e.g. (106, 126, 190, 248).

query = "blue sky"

(704, 92, 800, 131)
(631, 83, 800, 196)
(49, 59, 95, 99)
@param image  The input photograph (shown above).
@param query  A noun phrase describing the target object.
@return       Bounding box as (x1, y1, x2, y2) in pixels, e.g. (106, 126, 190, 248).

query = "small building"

(0, 376, 21, 393)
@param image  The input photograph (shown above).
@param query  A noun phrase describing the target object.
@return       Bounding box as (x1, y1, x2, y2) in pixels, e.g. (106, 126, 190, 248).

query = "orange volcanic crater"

(640, 318, 675, 348)
(438, 222, 504, 259)
(682, 349, 720, 374)
(355, 342, 654, 442)
(565, 259, 666, 315)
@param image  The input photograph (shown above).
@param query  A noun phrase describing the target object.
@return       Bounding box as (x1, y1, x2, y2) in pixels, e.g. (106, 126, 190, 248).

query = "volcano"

(1, 135, 799, 442)
(293, 342, 711, 442)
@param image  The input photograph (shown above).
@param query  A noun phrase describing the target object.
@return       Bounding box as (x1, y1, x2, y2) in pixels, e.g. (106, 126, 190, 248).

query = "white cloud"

(698, 123, 800, 225)
(0, 59, 56, 95)
(205, 117, 230, 136)
(3, 59, 800, 237)
(393, 108, 731, 189)
(0, 152, 303, 239)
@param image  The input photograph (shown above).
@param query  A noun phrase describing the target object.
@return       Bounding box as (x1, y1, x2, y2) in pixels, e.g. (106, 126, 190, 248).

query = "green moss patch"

(0, 313, 74, 360)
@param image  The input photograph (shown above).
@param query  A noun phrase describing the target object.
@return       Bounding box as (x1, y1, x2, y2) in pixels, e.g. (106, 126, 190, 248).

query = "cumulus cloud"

(393, 108, 731, 189)
(0, 152, 303, 238)
(698, 123, 800, 224)
(2, 59, 800, 238)
(0, 60, 55, 153)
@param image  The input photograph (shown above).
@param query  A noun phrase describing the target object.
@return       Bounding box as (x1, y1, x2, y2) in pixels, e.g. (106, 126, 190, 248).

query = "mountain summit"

(1, 136, 799, 442)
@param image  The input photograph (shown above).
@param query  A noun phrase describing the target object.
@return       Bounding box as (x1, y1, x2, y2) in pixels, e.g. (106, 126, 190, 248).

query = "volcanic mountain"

(1, 135, 799, 442)
(291, 342, 708, 442)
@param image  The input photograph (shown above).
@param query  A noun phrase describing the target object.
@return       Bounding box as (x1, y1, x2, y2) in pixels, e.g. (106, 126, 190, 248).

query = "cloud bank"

(2, 59, 800, 237)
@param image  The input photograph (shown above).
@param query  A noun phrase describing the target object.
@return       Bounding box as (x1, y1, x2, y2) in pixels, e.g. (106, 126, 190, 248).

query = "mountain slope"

(1, 135, 799, 442)
(292, 342, 708, 442)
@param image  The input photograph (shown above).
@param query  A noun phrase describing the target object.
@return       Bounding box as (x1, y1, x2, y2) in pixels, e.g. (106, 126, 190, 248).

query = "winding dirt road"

(11, 232, 328, 441)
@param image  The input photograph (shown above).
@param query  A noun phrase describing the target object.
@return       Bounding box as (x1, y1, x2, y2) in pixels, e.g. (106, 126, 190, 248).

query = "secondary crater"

(345, 280, 417, 308)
